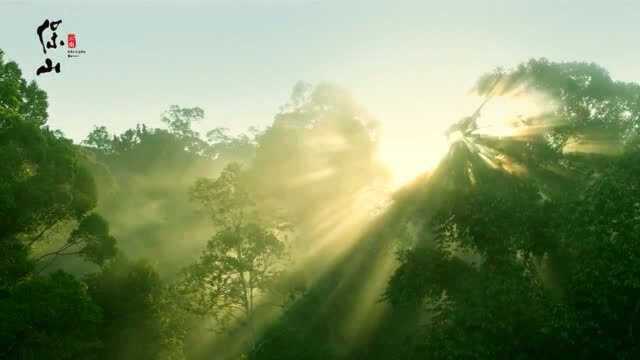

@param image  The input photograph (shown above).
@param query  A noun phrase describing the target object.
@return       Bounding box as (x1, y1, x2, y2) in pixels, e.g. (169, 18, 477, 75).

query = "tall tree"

(82, 107, 258, 276)
(85, 255, 186, 360)
(180, 163, 288, 337)
(378, 59, 640, 359)
(0, 48, 116, 359)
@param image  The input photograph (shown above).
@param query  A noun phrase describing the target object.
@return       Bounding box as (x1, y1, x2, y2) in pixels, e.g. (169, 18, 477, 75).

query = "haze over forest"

(2, 6, 640, 358)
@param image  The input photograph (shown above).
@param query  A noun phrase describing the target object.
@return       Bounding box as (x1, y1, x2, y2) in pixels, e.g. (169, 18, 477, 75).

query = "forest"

(1, 46, 640, 359)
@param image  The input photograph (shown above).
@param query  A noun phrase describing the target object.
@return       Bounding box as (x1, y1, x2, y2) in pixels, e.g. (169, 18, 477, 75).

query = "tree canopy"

(2, 46, 640, 360)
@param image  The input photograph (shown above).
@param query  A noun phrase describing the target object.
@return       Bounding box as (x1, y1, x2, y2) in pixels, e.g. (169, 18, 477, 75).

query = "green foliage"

(248, 61, 640, 360)
(86, 256, 184, 360)
(5, 45, 640, 360)
(250, 82, 389, 227)
(69, 214, 117, 265)
(374, 60, 640, 359)
(181, 163, 288, 332)
(0, 50, 116, 280)
(83, 126, 113, 154)
(0, 49, 121, 360)
(190, 163, 256, 227)
(162, 106, 204, 138)
(0, 271, 102, 359)
(0, 118, 93, 241)
(0, 237, 33, 290)
(0, 49, 48, 126)
(182, 224, 285, 323)
(82, 108, 258, 275)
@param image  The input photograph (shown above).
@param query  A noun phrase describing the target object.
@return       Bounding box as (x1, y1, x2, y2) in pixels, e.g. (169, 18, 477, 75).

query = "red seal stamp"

(67, 33, 76, 48)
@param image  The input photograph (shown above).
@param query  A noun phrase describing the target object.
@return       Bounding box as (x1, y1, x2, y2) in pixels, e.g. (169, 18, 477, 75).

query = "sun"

(377, 131, 451, 188)
(375, 90, 556, 189)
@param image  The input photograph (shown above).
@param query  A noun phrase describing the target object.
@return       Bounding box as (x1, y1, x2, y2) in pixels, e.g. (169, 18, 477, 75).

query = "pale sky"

(2, 0, 640, 184)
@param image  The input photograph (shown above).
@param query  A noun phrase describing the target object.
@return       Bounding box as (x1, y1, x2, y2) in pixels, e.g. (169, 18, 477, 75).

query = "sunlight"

(374, 88, 555, 189)
(377, 133, 450, 188)
(563, 136, 624, 155)
(472, 90, 557, 139)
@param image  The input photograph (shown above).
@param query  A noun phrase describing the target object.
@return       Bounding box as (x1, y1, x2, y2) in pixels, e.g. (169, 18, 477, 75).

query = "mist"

(2, 29, 640, 360)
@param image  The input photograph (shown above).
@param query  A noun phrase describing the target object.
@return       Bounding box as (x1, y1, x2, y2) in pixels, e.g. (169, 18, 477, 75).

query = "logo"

(67, 33, 77, 49)
(35, 19, 86, 76)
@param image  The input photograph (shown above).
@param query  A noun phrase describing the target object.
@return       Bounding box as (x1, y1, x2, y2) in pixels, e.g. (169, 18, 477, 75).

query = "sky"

(2, 0, 640, 184)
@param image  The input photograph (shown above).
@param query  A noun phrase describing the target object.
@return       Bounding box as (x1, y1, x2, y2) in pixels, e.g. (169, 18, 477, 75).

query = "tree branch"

(27, 220, 60, 247)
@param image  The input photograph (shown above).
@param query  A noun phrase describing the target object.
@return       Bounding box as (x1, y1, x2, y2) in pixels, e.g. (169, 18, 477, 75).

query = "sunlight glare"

(473, 90, 557, 138)
(377, 134, 449, 188)
(375, 89, 555, 189)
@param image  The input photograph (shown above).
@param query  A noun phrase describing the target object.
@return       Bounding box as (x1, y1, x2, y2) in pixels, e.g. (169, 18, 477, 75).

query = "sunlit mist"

(472, 90, 558, 139)
(375, 88, 557, 188)
(377, 134, 450, 188)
